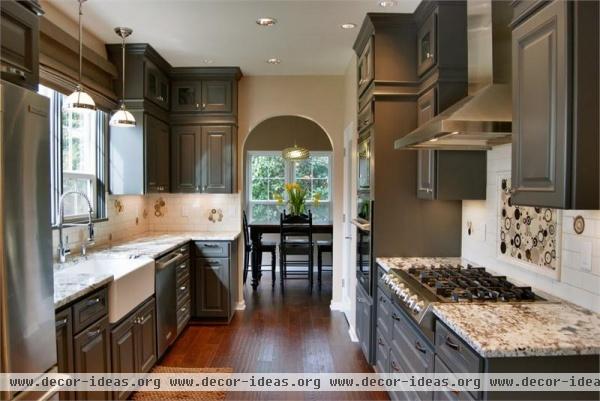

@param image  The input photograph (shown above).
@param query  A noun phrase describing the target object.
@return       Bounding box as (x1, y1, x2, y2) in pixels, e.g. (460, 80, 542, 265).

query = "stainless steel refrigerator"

(0, 81, 56, 400)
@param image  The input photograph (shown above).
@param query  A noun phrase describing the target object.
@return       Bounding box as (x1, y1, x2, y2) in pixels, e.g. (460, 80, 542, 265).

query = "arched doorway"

(242, 115, 334, 292)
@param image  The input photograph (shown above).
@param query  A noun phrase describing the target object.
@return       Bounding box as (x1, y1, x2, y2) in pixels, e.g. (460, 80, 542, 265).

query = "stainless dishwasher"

(155, 249, 185, 358)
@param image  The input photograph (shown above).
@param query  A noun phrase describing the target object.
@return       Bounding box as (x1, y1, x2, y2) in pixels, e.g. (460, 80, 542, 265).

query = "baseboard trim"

(348, 326, 359, 342)
(329, 301, 346, 311)
(235, 301, 246, 311)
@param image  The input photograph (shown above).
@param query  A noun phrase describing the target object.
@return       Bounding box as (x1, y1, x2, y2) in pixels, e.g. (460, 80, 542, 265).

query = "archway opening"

(242, 115, 334, 292)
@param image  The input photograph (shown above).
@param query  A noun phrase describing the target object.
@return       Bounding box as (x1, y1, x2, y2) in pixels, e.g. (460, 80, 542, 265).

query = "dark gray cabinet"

(202, 126, 233, 193)
(111, 297, 157, 399)
(171, 125, 234, 193)
(417, 11, 437, 76)
(0, 0, 40, 91)
(145, 60, 169, 110)
(192, 240, 238, 323)
(172, 80, 232, 113)
(357, 37, 374, 97)
(355, 284, 373, 364)
(510, 0, 599, 209)
(110, 112, 171, 194)
(73, 316, 111, 400)
(146, 114, 170, 193)
(55, 309, 74, 401)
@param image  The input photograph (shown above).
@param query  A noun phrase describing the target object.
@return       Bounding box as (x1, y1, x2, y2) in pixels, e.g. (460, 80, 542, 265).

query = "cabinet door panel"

(74, 316, 111, 400)
(194, 258, 229, 318)
(137, 299, 157, 373)
(417, 12, 437, 76)
(145, 61, 169, 109)
(417, 88, 436, 200)
(357, 37, 374, 97)
(171, 126, 201, 192)
(511, 0, 569, 208)
(148, 116, 170, 192)
(55, 309, 74, 401)
(201, 80, 232, 113)
(111, 317, 136, 400)
(172, 82, 202, 112)
(201, 126, 232, 193)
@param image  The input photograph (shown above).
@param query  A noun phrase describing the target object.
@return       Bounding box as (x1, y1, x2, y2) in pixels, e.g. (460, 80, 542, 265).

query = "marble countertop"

(376, 256, 600, 358)
(53, 230, 240, 309)
(54, 269, 113, 309)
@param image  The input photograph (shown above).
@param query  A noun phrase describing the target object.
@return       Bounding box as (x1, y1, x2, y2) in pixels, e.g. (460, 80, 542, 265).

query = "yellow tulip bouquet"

(274, 183, 321, 216)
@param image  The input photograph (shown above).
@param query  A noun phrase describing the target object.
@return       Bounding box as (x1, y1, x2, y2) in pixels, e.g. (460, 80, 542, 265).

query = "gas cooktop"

(380, 263, 545, 339)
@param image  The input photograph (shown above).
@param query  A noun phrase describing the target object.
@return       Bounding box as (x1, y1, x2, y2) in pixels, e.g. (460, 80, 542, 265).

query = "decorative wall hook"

(154, 198, 166, 217)
(208, 208, 223, 223)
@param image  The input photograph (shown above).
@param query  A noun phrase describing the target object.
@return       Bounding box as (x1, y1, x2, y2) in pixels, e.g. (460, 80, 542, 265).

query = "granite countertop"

(54, 269, 113, 309)
(53, 230, 241, 309)
(376, 256, 600, 358)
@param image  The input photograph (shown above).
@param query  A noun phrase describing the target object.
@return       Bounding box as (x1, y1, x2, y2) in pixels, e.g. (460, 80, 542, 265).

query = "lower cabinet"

(355, 283, 373, 364)
(111, 297, 157, 400)
(56, 288, 112, 401)
(192, 240, 238, 323)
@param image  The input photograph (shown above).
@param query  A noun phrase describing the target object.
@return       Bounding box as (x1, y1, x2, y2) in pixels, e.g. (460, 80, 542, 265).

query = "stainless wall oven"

(357, 132, 372, 191)
(353, 193, 373, 296)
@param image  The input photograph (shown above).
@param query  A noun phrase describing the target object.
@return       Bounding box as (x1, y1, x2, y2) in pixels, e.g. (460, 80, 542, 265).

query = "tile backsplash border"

(462, 144, 600, 312)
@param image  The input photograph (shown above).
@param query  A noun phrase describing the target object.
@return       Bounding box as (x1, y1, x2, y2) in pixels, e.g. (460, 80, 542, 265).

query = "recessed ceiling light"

(256, 17, 277, 27)
(266, 58, 281, 64)
(379, 1, 397, 7)
(203, 59, 214, 64)
(341, 23, 356, 29)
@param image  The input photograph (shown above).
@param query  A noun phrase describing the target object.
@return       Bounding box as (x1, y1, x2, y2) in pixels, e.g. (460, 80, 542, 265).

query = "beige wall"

(40, 0, 108, 59)
(238, 75, 345, 306)
(244, 115, 333, 152)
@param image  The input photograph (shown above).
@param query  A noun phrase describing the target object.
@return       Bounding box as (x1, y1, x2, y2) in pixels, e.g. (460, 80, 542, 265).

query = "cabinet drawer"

(72, 288, 108, 334)
(176, 243, 191, 260)
(391, 306, 434, 373)
(375, 328, 390, 373)
(194, 241, 229, 258)
(357, 100, 374, 134)
(176, 278, 191, 305)
(435, 321, 482, 374)
(376, 292, 392, 341)
(176, 297, 191, 335)
(434, 356, 476, 401)
(176, 259, 191, 284)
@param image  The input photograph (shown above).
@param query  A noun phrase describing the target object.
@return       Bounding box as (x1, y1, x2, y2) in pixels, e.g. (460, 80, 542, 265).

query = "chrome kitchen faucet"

(57, 191, 95, 263)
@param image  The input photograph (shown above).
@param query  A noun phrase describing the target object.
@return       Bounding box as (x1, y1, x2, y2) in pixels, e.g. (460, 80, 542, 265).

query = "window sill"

(51, 217, 108, 230)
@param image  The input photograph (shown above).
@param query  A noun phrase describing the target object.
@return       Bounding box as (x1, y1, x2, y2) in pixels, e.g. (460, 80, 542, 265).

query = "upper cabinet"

(357, 37, 374, 97)
(416, 12, 436, 76)
(171, 80, 232, 113)
(145, 60, 169, 110)
(0, 0, 41, 91)
(510, 0, 599, 209)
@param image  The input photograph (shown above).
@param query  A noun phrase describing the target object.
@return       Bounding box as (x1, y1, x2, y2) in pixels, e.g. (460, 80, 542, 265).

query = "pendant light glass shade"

(64, 0, 96, 112)
(110, 27, 135, 128)
(109, 105, 136, 127)
(282, 144, 310, 161)
(63, 85, 96, 111)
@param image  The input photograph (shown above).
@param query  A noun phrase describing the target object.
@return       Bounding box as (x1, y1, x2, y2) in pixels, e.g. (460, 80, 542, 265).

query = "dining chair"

(279, 211, 314, 291)
(243, 211, 277, 287)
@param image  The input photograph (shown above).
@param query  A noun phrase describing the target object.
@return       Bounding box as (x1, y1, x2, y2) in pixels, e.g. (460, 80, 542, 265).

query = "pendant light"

(109, 27, 136, 127)
(63, 0, 96, 111)
(282, 143, 310, 161)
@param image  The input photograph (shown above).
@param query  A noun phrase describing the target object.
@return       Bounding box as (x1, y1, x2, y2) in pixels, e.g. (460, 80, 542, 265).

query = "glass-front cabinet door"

(171, 82, 202, 112)
(417, 12, 437, 76)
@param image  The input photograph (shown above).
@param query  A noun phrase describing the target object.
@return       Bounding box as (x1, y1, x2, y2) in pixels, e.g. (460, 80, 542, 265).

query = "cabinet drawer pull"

(138, 316, 147, 325)
(378, 338, 385, 346)
(179, 247, 188, 253)
(87, 329, 101, 338)
(445, 336, 460, 351)
(391, 361, 400, 372)
(86, 297, 101, 307)
(202, 103, 206, 109)
(55, 318, 68, 328)
(357, 297, 366, 304)
(180, 306, 187, 313)
(415, 340, 427, 354)
(203, 244, 220, 248)
(379, 296, 386, 303)
(178, 263, 187, 270)
(391, 313, 400, 321)
(179, 286, 187, 291)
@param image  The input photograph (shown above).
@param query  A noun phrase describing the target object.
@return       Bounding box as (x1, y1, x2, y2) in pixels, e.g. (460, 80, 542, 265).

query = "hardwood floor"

(161, 272, 389, 401)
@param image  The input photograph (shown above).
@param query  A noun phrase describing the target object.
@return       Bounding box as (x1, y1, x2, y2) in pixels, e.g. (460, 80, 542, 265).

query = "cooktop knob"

(413, 301, 425, 314)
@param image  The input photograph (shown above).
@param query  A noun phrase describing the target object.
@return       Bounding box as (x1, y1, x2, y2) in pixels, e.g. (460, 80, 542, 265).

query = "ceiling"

(49, 0, 420, 75)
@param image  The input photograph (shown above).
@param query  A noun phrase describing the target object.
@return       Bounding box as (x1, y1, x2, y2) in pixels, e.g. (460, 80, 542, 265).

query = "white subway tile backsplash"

(462, 144, 600, 312)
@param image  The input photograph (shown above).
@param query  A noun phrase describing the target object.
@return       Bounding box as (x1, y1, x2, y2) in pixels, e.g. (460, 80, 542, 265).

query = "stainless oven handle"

(156, 252, 185, 271)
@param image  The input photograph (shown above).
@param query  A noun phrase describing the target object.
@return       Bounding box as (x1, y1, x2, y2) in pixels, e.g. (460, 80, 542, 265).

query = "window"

(39, 85, 107, 224)
(247, 151, 332, 223)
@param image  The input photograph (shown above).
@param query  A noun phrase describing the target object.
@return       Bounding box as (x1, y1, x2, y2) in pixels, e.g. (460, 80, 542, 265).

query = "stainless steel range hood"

(395, 0, 513, 151)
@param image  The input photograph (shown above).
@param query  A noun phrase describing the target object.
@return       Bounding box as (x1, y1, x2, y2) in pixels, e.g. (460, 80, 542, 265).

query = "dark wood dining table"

(248, 221, 333, 290)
